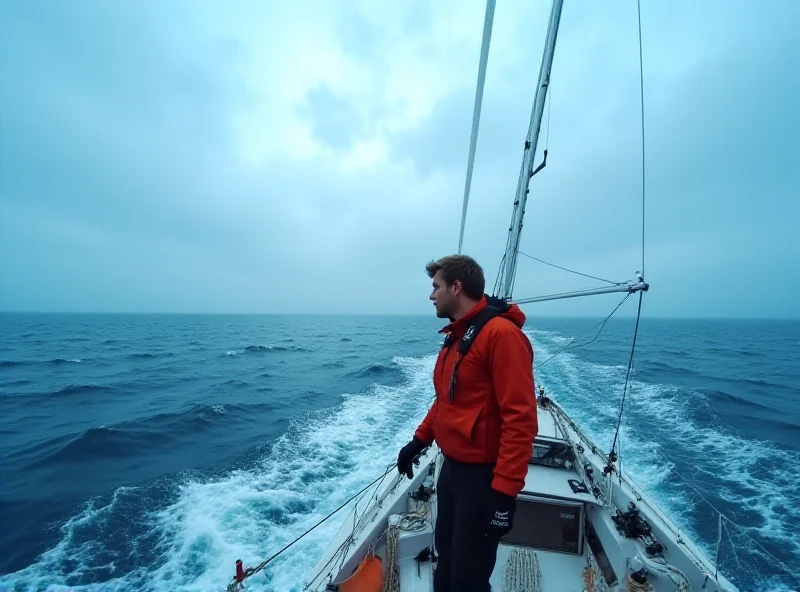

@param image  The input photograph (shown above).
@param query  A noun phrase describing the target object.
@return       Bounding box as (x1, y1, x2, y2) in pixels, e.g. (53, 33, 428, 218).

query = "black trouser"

(433, 456, 502, 592)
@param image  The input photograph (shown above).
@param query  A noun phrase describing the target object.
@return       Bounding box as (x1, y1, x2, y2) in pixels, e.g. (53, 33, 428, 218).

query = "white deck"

(521, 463, 595, 504)
(398, 557, 434, 590)
(536, 406, 560, 438)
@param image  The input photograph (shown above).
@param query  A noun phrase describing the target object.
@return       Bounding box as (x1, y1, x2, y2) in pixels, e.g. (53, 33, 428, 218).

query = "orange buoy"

(336, 554, 384, 592)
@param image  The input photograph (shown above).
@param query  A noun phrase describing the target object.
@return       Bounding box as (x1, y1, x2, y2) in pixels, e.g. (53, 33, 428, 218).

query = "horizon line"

(1, 310, 797, 321)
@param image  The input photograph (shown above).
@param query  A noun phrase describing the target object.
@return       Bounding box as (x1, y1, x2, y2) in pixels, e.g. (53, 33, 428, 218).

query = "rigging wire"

(637, 0, 646, 277)
(492, 251, 507, 297)
(533, 293, 630, 371)
(458, 0, 496, 255)
(608, 291, 643, 461)
(667, 469, 799, 583)
(604, 0, 648, 476)
(518, 250, 623, 286)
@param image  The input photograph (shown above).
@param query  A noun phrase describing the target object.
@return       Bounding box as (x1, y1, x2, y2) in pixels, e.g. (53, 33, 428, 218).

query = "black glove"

(484, 488, 516, 537)
(397, 437, 426, 479)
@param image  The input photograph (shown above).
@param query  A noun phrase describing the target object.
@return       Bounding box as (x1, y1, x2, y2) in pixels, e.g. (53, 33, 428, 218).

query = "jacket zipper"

(438, 341, 456, 400)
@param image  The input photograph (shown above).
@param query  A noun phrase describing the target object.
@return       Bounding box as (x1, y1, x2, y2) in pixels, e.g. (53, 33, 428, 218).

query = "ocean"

(0, 313, 798, 591)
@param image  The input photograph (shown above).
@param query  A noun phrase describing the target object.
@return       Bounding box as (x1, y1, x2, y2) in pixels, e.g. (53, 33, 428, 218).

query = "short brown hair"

(426, 255, 485, 300)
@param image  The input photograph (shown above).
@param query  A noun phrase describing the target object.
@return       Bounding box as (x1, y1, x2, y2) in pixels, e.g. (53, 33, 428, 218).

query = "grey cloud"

(298, 84, 365, 151)
(1, 0, 798, 317)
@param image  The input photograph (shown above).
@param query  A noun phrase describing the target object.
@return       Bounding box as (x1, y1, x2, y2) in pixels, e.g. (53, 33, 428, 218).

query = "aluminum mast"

(497, 0, 564, 300)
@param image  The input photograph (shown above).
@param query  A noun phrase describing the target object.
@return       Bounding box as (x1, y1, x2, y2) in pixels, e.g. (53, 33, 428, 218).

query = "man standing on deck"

(396, 254, 538, 592)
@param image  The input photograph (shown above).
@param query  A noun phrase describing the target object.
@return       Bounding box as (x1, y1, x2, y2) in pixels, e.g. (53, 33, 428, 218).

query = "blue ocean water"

(0, 313, 798, 591)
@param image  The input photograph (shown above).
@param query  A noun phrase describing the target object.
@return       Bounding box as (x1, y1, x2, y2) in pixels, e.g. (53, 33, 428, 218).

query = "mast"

(497, 0, 564, 300)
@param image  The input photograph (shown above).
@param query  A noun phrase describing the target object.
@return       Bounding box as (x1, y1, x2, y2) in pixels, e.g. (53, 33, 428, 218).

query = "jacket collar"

(439, 296, 488, 338)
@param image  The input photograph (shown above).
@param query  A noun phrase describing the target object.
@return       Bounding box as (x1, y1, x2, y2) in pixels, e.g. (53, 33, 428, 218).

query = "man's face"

(430, 270, 458, 319)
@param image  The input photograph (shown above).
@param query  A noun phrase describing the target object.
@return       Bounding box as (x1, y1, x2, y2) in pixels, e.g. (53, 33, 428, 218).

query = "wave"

(128, 352, 175, 360)
(702, 388, 776, 412)
(245, 345, 275, 352)
(221, 345, 314, 356)
(662, 348, 690, 356)
(52, 384, 115, 397)
(641, 359, 701, 378)
(706, 346, 766, 358)
(15, 402, 278, 469)
(1, 358, 84, 368)
(344, 362, 403, 382)
(321, 361, 346, 369)
(634, 360, 792, 395)
(243, 344, 312, 353)
(1, 378, 32, 387)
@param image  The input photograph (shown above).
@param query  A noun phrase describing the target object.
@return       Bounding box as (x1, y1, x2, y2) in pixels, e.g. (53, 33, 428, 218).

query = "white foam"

(0, 487, 138, 590)
(0, 354, 438, 592)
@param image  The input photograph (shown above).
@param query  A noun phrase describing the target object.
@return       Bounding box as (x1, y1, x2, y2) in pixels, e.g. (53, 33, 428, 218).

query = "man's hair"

(426, 255, 485, 300)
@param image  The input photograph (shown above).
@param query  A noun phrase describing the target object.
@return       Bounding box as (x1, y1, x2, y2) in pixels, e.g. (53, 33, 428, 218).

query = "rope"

(381, 525, 400, 592)
(503, 547, 541, 592)
(627, 573, 654, 592)
(636, 0, 646, 277)
(227, 465, 395, 591)
(638, 554, 692, 591)
(380, 508, 430, 592)
(533, 293, 630, 371)
(581, 565, 596, 590)
(458, 0, 496, 254)
(517, 250, 623, 286)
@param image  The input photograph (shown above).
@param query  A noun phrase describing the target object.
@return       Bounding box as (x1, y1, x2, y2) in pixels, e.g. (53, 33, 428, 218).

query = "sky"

(1, 0, 798, 317)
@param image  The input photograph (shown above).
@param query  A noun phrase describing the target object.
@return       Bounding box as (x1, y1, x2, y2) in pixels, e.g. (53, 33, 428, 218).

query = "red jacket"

(414, 296, 538, 497)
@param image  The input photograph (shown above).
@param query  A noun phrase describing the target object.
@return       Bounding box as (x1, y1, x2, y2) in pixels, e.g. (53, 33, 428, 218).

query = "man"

(397, 254, 538, 592)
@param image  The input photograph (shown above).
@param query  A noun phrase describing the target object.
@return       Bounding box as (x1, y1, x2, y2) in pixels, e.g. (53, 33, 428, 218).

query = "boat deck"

(396, 545, 588, 591)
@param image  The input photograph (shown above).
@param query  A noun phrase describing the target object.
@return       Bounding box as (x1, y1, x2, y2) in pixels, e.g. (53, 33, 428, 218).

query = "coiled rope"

(503, 547, 541, 592)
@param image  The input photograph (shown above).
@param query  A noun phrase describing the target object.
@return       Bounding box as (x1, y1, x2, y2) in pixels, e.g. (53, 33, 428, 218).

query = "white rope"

(503, 547, 541, 592)
(639, 553, 692, 591)
(627, 573, 654, 592)
(378, 504, 431, 592)
(381, 524, 400, 592)
(458, 0, 495, 254)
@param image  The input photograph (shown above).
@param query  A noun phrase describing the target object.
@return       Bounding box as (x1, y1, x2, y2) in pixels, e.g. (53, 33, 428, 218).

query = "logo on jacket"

(464, 326, 476, 341)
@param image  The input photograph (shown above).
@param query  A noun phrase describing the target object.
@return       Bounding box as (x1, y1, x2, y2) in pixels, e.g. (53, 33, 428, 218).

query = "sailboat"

(229, 0, 741, 590)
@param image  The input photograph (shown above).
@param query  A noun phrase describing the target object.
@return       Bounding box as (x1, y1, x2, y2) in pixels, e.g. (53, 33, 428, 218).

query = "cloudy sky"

(1, 0, 797, 317)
